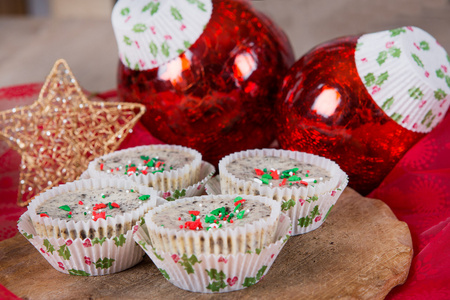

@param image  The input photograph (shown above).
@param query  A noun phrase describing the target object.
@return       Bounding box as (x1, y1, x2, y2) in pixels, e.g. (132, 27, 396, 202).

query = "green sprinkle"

(67, 214, 72, 218)
(152, 170, 164, 174)
(233, 196, 243, 203)
(84, 212, 87, 216)
(282, 168, 299, 174)
(263, 168, 268, 173)
(170, 166, 173, 170)
(261, 174, 272, 180)
(206, 227, 211, 231)
(37, 211, 48, 215)
(59, 205, 71, 212)
(234, 203, 242, 212)
(261, 177, 270, 185)
(191, 214, 197, 221)
(139, 195, 150, 201)
(140, 155, 150, 161)
(237, 210, 245, 219)
(101, 194, 106, 199)
(314, 180, 317, 183)
(130, 189, 134, 192)
(161, 224, 164, 227)
(108, 202, 113, 209)
(211, 207, 226, 216)
(227, 213, 235, 222)
(288, 175, 301, 181)
(106, 215, 112, 219)
(205, 215, 217, 223)
(305, 173, 309, 177)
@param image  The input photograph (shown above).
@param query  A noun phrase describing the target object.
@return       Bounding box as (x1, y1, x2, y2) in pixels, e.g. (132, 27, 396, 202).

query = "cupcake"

(87, 144, 203, 192)
(218, 149, 348, 235)
(18, 178, 162, 276)
(133, 194, 291, 293)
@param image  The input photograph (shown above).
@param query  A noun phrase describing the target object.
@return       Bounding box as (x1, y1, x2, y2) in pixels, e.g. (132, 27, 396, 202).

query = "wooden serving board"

(0, 188, 413, 299)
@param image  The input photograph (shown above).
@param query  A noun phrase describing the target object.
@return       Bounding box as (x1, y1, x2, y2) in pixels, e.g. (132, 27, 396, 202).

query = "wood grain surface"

(0, 188, 413, 299)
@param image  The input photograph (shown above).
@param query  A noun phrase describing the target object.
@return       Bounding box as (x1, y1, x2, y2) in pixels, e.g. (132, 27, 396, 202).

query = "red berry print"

(171, 254, 180, 263)
(83, 239, 92, 248)
(58, 262, 65, 270)
(227, 276, 238, 286)
(65, 240, 73, 246)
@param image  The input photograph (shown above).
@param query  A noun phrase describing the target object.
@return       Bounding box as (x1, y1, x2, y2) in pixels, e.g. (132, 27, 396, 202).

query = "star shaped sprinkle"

(0, 59, 145, 206)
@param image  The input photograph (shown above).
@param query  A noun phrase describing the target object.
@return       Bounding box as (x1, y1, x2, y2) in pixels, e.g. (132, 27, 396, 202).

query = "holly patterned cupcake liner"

(206, 175, 348, 236)
(133, 213, 291, 293)
(87, 144, 203, 193)
(18, 211, 145, 276)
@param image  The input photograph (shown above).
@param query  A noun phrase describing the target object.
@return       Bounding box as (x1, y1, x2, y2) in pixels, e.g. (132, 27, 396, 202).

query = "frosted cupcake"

(133, 194, 291, 292)
(87, 144, 202, 192)
(18, 178, 161, 276)
(218, 149, 348, 235)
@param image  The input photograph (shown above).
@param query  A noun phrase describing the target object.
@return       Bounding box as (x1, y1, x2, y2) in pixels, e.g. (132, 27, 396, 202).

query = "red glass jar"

(276, 36, 425, 195)
(117, 0, 294, 165)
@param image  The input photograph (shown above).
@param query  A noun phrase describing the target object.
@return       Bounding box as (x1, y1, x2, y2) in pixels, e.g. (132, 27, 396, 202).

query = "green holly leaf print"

(171, 6, 183, 21)
(134, 63, 139, 71)
(138, 240, 147, 251)
(125, 56, 131, 68)
(412, 54, 424, 68)
(420, 41, 430, 50)
(153, 251, 164, 261)
(177, 49, 184, 55)
(184, 40, 191, 49)
(445, 75, 450, 88)
(298, 205, 320, 228)
(123, 35, 132, 46)
(282, 234, 290, 244)
(375, 71, 389, 86)
(388, 47, 401, 58)
(57, 244, 71, 260)
(355, 42, 363, 51)
(149, 41, 158, 58)
(206, 280, 227, 292)
(140, 217, 145, 226)
(150, 2, 160, 15)
(132, 23, 147, 33)
(391, 112, 403, 122)
(324, 205, 334, 221)
(121, 7, 130, 16)
(281, 199, 296, 211)
(94, 257, 115, 269)
(161, 41, 170, 58)
(22, 232, 33, 239)
(242, 277, 257, 287)
(197, 2, 207, 12)
(421, 110, 434, 126)
(376, 51, 388, 66)
(434, 89, 447, 100)
(389, 28, 406, 37)
(166, 189, 186, 201)
(306, 195, 319, 203)
(408, 87, 424, 100)
(44, 239, 55, 254)
(436, 69, 445, 78)
(69, 269, 90, 276)
(256, 248, 262, 255)
(92, 237, 107, 246)
(256, 265, 267, 280)
(206, 269, 227, 281)
(179, 254, 202, 274)
(364, 73, 376, 87)
(113, 234, 126, 247)
(381, 97, 394, 110)
(159, 268, 170, 280)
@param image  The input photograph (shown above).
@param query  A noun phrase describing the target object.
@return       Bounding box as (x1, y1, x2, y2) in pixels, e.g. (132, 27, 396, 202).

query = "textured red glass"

(276, 36, 425, 195)
(117, 0, 294, 165)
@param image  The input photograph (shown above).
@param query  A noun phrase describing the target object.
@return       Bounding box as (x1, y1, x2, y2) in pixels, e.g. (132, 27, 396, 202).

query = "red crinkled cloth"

(0, 84, 449, 299)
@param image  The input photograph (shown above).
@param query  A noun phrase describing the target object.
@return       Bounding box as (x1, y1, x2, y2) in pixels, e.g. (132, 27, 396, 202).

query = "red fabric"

(0, 84, 449, 298)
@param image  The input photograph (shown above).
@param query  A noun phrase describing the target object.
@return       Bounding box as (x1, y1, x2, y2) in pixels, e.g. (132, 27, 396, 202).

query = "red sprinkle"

(100, 163, 104, 170)
(92, 211, 106, 221)
(111, 202, 120, 208)
(141, 169, 148, 175)
(127, 166, 137, 173)
(279, 178, 287, 187)
(307, 170, 310, 173)
(116, 167, 119, 171)
(255, 168, 264, 176)
(40, 213, 49, 218)
(234, 199, 246, 206)
(184, 218, 203, 230)
(270, 170, 280, 180)
(93, 203, 107, 211)
(155, 161, 162, 168)
(69, 212, 72, 215)
(300, 181, 308, 186)
(178, 217, 181, 221)
(179, 225, 183, 229)
(188, 210, 200, 216)
(230, 220, 234, 223)
(78, 201, 84, 205)
(110, 169, 114, 173)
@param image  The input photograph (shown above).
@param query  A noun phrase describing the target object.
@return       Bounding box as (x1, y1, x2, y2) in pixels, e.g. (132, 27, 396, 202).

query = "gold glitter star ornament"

(0, 59, 146, 206)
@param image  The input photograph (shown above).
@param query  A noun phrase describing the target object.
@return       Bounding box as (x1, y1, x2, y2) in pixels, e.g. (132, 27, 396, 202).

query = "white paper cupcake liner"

(112, 0, 213, 70)
(87, 144, 202, 192)
(27, 178, 160, 239)
(17, 211, 145, 276)
(133, 213, 291, 293)
(144, 194, 282, 256)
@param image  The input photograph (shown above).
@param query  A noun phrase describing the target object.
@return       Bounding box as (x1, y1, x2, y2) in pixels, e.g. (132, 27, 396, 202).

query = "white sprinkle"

(85, 206, 89, 210)
(20, 180, 25, 184)
(28, 112, 32, 117)
(118, 134, 122, 139)
(196, 227, 199, 230)
(39, 147, 44, 152)
(319, 177, 323, 181)
(199, 203, 202, 207)
(46, 131, 51, 136)
(289, 172, 293, 176)
(126, 190, 129, 193)
(47, 181, 52, 185)
(246, 209, 250, 213)
(196, 216, 200, 220)
(302, 178, 316, 183)
(79, 104, 83, 108)
(117, 104, 122, 109)
(28, 187, 32, 191)
(106, 170, 111, 173)
(12, 108, 16, 113)
(129, 129, 133, 133)
(253, 178, 262, 185)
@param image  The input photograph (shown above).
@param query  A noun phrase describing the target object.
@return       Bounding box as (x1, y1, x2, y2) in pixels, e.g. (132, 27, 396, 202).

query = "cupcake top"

(225, 155, 332, 189)
(150, 195, 272, 231)
(96, 147, 196, 176)
(35, 186, 152, 222)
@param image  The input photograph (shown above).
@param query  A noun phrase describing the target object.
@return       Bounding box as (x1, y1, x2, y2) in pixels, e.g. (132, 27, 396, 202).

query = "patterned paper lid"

(112, 0, 213, 71)
(355, 26, 450, 133)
